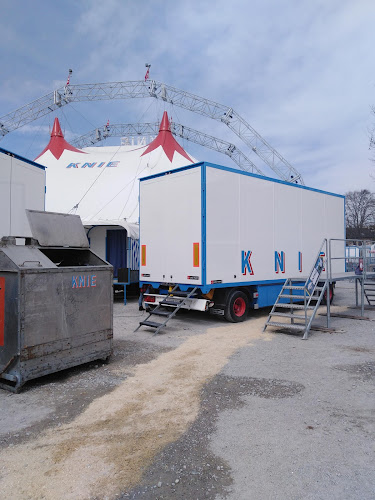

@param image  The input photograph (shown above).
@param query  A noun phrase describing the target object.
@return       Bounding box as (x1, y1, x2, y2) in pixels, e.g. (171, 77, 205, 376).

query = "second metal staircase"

(263, 278, 327, 339)
(264, 240, 328, 339)
(363, 279, 375, 305)
(135, 286, 198, 335)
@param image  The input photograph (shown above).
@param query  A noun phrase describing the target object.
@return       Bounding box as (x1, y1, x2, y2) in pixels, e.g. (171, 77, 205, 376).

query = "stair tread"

(283, 285, 324, 291)
(270, 312, 310, 319)
(139, 320, 163, 328)
(280, 294, 319, 300)
(266, 321, 305, 330)
(150, 309, 171, 317)
(280, 294, 306, 299)
(275, 303, 315, 310)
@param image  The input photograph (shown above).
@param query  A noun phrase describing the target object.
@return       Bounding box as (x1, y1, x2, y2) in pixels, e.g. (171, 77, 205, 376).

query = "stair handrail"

(361, 239, 372, 280)
(304, 239, 328, 307)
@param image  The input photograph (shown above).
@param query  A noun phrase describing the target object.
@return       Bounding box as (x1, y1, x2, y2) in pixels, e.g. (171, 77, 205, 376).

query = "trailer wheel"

(225, 290, 249, 322)
(321, 284, 334, 305)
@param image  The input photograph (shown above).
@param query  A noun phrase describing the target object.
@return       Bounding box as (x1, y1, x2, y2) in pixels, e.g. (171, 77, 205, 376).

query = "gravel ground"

(0, 282, 374, 499)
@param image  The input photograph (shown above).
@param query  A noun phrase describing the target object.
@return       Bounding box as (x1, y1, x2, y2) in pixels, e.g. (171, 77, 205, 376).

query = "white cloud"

(1, 0, 375, 194)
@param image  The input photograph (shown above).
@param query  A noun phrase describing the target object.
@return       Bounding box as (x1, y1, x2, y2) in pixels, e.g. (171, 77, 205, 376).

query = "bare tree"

(345, 189, 375, 239)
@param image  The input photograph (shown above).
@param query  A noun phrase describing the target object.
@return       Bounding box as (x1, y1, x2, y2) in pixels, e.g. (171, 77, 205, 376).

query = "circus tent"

(35, 112, 196, 281)
(35, 111, 195, 224)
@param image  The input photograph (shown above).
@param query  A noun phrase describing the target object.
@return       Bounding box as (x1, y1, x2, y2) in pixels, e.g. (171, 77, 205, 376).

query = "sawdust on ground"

(0, 316, 269, 500)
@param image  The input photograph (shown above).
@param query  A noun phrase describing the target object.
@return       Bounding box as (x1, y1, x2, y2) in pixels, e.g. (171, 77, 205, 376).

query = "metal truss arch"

(0, 80, 304, 184)
(70, 121, 265, 176)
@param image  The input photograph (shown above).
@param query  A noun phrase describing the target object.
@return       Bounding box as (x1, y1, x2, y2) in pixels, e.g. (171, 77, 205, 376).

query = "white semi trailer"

(139, 162, 345, 322)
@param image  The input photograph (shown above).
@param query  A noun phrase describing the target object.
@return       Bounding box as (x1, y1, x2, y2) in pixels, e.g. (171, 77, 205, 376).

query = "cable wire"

(89, 163, 150, 220)
(68, 142, 123, 213)
(24, 114, 49, 159)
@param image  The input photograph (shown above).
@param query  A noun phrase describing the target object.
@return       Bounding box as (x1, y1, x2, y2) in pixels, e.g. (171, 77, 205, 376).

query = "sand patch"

(0, 316, 266, 499)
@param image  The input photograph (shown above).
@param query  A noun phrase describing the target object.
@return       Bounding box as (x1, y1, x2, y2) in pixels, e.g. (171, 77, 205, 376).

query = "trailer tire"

(224, 290, 249, 322)
(321, 284, 334, 305)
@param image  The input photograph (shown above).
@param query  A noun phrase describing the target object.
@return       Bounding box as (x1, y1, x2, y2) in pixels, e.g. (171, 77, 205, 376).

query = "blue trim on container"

(204, 162, 345, 199)
(201, 163, 206, 287)
(139, 161, 344, 199)
(0, 146, 46, 170)
(139, 162, 205, 182)
(204, 279, 286, 288)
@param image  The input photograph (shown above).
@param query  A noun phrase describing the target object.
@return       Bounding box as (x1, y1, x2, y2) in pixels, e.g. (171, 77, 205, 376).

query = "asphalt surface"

(0, 281, 374, 499)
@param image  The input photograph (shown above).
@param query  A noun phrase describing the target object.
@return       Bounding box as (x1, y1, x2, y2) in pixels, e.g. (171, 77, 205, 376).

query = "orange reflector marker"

(193, 242, 199, 267)
(141, 245, 146, 266)
(0, 277, 5, 346)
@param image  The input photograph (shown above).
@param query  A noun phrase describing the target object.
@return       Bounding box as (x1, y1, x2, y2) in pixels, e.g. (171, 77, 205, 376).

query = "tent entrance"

(106, 229, 127, 278)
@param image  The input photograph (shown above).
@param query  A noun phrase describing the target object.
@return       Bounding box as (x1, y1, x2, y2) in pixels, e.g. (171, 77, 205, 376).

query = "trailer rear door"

(140, 167, 203, 285)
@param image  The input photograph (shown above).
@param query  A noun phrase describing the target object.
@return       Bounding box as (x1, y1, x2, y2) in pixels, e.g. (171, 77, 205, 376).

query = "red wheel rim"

(233, 297, 246, 316)
(324, 287, 333, 303)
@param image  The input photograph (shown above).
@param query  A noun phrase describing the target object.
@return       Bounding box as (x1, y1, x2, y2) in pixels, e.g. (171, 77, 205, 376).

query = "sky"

(1, 0, 375, 195)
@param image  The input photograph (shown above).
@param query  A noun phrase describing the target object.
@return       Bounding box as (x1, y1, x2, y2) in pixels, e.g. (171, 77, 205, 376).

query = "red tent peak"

(51, 117, 64, 138)
(159, 111, 171, 132)
(35, 117, 85, 161)
(141, 112, 193, 163)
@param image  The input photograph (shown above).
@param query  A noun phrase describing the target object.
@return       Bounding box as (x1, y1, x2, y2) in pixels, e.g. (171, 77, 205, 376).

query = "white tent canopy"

(36, 112, 196, 225)
(84, 219, 139, 240)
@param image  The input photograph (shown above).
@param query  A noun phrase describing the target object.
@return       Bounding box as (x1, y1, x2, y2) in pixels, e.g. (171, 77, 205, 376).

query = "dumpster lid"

(0, 245, 58, 269)
(26, 210, 89, 248)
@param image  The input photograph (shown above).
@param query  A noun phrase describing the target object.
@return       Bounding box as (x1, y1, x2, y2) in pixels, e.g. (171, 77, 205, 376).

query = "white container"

(0, 148, 45, 239)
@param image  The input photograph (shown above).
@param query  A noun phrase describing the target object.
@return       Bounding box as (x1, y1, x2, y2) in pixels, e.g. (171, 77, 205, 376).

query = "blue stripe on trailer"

(203, 163, 345, 199)
(139, 279, 307, 309)
(201, 163, 206, 287)
(140, 278, 288, 295)
(140, 161, 204, 182)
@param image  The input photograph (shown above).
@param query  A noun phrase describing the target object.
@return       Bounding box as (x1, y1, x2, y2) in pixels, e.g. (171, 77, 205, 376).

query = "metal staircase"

(263, 278, 327, 339)
(364, 279, 375, 305)
(135, 286, 198, 335)
(264, 240, 328, 339)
